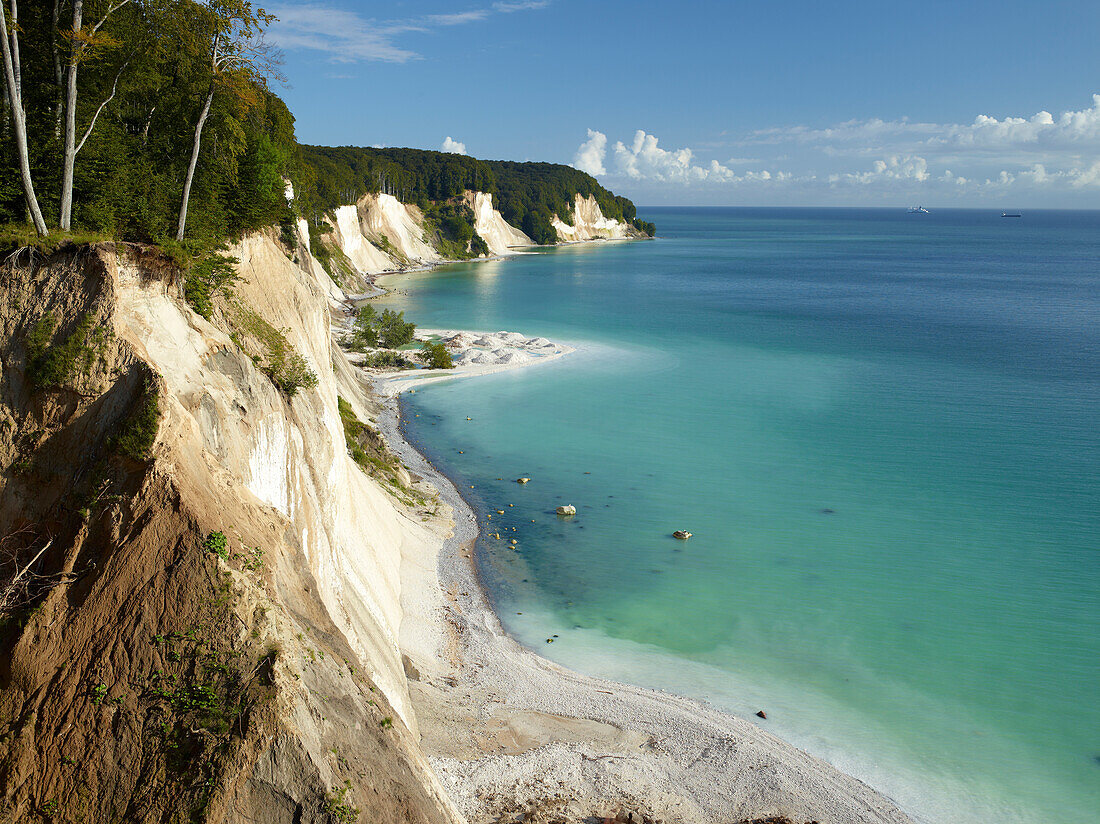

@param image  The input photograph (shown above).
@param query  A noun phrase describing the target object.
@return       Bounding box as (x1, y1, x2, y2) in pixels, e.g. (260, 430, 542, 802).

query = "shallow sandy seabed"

(362, 339, 915, 824)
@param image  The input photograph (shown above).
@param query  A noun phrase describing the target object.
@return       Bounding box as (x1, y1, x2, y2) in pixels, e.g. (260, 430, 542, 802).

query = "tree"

(376, 309, 415, 349)
(419, 341, 454, 370)
(176, 0, 279, 242)
(0, 0, 49, 235)
(59, 0, 135, 230)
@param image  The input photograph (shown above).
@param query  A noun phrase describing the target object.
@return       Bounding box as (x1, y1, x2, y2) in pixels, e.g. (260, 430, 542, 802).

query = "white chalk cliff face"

(359, 192, 442, 264)
(330, 204, 397, 275)
(465, 191, 533, 255)
(553, 193, 632, 241)
(318, 190, 637, 283)
(114, 233, 428, 734)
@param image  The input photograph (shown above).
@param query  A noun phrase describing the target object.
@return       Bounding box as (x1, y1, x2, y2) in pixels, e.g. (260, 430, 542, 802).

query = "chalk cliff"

(0, 238, 460, 824)
(552, 194, 636, 241)
(464, 192, 532, 256)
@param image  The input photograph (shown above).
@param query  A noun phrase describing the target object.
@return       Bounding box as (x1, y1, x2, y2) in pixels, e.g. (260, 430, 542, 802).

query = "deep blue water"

(381, 208, 1100, 823)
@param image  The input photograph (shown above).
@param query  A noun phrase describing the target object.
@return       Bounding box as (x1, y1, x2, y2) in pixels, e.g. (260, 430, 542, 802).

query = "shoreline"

(369, 346, 915, 824)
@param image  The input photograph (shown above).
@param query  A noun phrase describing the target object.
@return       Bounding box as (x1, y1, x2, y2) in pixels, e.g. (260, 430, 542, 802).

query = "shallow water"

(385, 208, 1100, 823)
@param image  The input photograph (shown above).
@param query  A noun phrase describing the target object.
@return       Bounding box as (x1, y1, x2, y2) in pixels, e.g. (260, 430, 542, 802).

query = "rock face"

(465, 192, 533, 256)
(330, 203, 397, 275)
(0, 240, 459, 824)
(552, 194, 638, 242)
(358, 193, 442, 264)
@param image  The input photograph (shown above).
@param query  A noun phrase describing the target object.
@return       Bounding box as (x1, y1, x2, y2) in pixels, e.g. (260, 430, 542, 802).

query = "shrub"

(24, 312, 102, 390)
(418, 341, 454, 369)
(470, 232, 490, 257)
(349, 306, 415, 350)
(184, 250, 239, 320)
(114, 380, 161, 461)
(204, 532, 229, 560)
(348, 305, 379, 350)
(357, 350, 414, 370)
(231, 305, 319, 397)
(323, 780, 359, 823)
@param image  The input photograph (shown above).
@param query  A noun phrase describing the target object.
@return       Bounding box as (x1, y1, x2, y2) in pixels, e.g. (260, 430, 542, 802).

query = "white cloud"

(493, 1, 552, 11)
(441, 136, 467, 155)
(573, 129, 607, 175)
(611, 130, 738, 183)
(267, 4, 419, 63)
(428, 10, 490, 26)
(829, 155, 930, 185)
(744, 95, 1100, 163)
(576, 96, 1100, 204)
(269, 2, 551, 63)
(573, 129, 791, 186)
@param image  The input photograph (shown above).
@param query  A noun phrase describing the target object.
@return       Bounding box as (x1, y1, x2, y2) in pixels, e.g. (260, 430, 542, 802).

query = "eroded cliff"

(0, 238, 460, 824)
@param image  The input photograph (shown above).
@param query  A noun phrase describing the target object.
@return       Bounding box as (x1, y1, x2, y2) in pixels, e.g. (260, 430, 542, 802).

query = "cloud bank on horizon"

(575, 95, 1100, 204)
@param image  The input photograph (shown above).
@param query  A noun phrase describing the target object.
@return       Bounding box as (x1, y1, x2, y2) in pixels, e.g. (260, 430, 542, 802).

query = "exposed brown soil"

(0, 245, 455, 824)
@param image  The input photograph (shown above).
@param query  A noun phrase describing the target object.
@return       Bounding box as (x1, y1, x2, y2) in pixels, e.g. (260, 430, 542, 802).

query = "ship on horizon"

(907, 205, 930, 214)
(1002, 211, 1022, 218)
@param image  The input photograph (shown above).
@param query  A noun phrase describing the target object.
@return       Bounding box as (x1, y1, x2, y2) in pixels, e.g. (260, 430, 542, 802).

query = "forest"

(0, 0, 653, 256)
(297, 146, 654, 245)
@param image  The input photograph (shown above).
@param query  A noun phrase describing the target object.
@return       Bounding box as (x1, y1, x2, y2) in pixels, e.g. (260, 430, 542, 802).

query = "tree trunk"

(59, 0, 82, 231)
(52, 0, 63, 134)
(0, 1, 49, 236)
(176, 86, 214, 242)
(52, 0, 63, 88)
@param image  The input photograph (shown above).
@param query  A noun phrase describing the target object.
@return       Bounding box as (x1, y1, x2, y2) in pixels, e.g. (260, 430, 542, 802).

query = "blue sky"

(268, 0, 1100, 206)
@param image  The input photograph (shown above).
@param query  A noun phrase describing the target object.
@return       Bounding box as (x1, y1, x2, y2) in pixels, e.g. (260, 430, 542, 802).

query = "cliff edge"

(0, 239, 459, 824)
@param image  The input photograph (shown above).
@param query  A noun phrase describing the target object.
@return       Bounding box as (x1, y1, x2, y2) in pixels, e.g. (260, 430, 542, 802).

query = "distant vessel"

(1001, 212, 1022, 218)
(907, 206, 929, 214)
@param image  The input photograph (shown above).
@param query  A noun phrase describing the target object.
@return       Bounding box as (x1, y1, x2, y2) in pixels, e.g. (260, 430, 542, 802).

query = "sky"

(266, 0, 1100, 207)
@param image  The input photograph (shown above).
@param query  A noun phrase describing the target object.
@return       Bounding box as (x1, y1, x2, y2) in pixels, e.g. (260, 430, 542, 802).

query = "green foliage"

(279, 213, 298, 250)
(348, 305, 379, 350)
(204, 532, 229, 561)
(349, 306, 415, 350)
(376, 309, 416, 349)
(338, 397, 408, 487)
(356, 351, 415, 370)
(231, 305, 319, 397)
(323, 780, 360, 823)
(310, 225, 357, 285)
(294, 146, 654, 242)
(114, 380, 161, 461)
(184, 249, 239, 319)
(0, 1, 292, 244)
(633, 218, 657, 237)
(470, 232, 490, 257)
(24, 313, 103, 390)
(419, 341, 455, 370)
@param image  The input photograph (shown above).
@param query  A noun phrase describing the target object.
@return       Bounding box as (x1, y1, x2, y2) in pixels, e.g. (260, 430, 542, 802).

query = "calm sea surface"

(380, 208, 1100, 823)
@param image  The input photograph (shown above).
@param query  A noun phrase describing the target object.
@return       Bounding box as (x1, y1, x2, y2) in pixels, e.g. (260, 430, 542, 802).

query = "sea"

(377, 208, 1100, 824)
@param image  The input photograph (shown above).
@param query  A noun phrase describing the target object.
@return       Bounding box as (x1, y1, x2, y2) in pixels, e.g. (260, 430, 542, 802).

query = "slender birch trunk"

(59, 0, 83, 230)
(0, 1, 48, 236)
(176, 85, 214, 242)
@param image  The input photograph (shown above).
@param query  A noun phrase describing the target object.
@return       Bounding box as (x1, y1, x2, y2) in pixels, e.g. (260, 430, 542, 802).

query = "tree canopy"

(1, 1, 652, 250)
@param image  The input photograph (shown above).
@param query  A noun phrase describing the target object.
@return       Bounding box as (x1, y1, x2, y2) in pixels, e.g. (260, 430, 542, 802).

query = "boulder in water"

(673, 530, 692, 540)
(557, 505, 577, 517)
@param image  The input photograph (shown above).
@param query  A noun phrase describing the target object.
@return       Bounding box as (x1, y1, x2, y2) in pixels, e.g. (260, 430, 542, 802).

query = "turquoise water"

(382, 209, 1100, 823)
